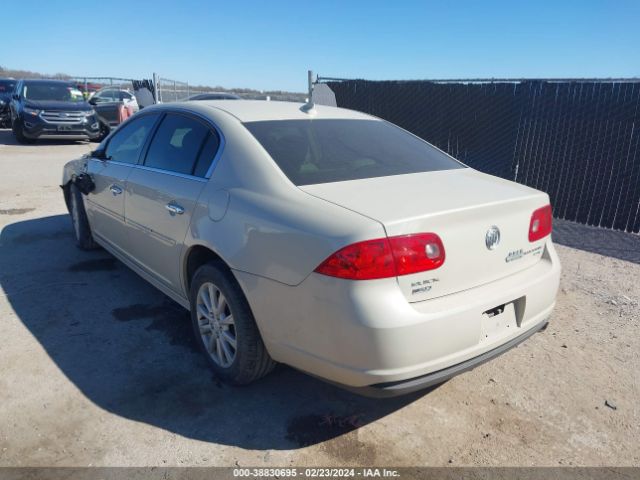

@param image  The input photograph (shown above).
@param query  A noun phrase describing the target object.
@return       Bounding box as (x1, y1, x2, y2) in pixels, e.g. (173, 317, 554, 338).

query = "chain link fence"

(38, 73, 302, 105)
(156, 77, 203, 102)
(68, 77, 134, 94)
(10, 70, 307, 103)
(320, 78, 640, 234)
(26, 75, 137, 98)
(156, 75, 306, 102)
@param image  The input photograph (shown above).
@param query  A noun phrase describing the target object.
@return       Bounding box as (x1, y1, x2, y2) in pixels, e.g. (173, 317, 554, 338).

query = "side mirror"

(12, 93, 19, 100)
(88, 97, 98, 105)
(92, 148, 109, 160)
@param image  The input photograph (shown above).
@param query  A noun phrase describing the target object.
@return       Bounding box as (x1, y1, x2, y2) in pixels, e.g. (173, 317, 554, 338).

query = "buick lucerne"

(61, 100, 560, 396)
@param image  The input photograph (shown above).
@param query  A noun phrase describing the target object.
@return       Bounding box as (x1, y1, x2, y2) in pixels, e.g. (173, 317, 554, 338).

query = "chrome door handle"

(109, 184, 123, 195)
(165, 203, 184, 215)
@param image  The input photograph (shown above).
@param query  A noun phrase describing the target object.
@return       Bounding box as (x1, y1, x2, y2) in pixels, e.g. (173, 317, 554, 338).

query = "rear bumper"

(236, 239, 561, 393)
(348, 317, 548, 397)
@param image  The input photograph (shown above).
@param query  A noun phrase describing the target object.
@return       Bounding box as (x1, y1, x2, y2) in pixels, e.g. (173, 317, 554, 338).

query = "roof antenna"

(301, 70, 316, 114)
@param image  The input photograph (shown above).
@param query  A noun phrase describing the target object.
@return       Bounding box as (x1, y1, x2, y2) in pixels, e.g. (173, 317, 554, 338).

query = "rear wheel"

(190, 262, 275, 385)
(69, 184, 99, 250)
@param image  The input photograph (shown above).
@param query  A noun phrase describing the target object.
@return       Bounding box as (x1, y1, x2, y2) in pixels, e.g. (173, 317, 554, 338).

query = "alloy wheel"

(196, 282, 237, 367)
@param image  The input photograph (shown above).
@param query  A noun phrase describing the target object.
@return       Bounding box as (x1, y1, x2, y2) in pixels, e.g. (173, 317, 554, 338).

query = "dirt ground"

(0, 129, 638, 467)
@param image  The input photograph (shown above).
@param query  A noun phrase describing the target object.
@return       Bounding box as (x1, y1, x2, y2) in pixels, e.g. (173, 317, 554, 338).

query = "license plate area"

(57, 124, 74, 131)
(480, 296, 526, 342)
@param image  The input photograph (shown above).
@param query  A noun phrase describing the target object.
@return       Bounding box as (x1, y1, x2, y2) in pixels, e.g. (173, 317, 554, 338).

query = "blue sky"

(4, 0, 639, 91)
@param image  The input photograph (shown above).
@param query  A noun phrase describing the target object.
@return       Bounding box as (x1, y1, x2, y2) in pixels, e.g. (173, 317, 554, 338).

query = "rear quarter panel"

(179, 109, 386, 289)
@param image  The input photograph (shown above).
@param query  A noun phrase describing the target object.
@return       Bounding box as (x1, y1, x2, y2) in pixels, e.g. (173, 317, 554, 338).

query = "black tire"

(91, 122, 109, 143)
(69, 184, 99, 250)
(190, 262, 275, 385)
(12, 118, 34, 144)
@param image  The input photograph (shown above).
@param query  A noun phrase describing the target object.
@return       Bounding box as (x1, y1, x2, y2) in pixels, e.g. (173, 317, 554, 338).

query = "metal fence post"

(153, 73, 160, 103)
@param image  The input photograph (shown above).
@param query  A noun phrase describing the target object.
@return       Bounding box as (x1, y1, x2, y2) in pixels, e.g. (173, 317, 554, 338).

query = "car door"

(120, 91, 139, 112)
(91, 89, 120, 126)
(124, 112, 221, 293)
(84, 113, 160, 254)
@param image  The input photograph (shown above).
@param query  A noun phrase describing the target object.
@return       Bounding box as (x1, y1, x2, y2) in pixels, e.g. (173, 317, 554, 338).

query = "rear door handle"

(165, 203, 184, 215)
(109, 184, 123, 195)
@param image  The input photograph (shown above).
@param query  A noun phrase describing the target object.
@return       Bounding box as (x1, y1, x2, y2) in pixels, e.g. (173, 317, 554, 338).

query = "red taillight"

(389, 233, 446, 275)
(529, 204, 553, 242)
(314, 233, 445, 280)
(314, 238, 396, 280)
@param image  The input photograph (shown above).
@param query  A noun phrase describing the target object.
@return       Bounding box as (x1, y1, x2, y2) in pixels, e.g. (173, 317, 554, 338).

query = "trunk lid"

(301, 168, 550, 302)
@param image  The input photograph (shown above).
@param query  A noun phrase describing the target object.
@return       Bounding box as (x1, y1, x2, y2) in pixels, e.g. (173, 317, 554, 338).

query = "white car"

(62, 100, 560, 396)
(88, 88, 140, 130)
(89, 88, 139, 110)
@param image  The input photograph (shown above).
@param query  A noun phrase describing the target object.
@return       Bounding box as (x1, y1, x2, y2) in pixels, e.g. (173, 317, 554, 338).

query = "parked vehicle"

(0, 78, 17, 127)
(10, 79, 101, 143)
(75, 82, 103, 96)
(88, 88, 140, 138)
(189, 92, 241, 100)
(61, 100, 560, 396)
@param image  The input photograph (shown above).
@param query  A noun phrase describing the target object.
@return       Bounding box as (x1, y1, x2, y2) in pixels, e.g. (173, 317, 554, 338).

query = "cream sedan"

(62, 100, 560, 396)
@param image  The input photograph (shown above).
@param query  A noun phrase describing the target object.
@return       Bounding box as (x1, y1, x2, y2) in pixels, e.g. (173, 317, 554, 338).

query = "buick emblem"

(485, 226, 501, 250)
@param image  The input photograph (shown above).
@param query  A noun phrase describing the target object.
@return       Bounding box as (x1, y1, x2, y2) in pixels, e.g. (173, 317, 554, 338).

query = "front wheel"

(190, 262, 275, 385)
(91, 122, 109, 143)
(69, 184, 99, 250)
(12, 119, 34, 144)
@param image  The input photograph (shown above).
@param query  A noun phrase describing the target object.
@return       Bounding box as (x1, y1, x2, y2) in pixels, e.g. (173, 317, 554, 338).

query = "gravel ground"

(0, 129, 638, 467)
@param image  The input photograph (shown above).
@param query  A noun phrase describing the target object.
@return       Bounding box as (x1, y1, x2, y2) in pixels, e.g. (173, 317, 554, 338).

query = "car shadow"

(0, 128, 89, 146)
(0, 214, 427, 450)
(553, 218, 640, 264)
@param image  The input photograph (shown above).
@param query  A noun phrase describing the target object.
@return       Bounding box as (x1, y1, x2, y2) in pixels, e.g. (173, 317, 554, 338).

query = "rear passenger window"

(105, 113, 159, 164)
(144, 114, 209, 175)
(193, 132, 221, 177)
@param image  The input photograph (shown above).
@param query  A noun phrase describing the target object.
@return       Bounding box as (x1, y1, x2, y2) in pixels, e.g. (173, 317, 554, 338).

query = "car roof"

(172, 99, 377, 122)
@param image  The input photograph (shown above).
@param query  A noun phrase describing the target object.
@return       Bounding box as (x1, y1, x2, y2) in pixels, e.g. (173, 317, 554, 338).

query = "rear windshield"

(244, 119, 463, 185)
